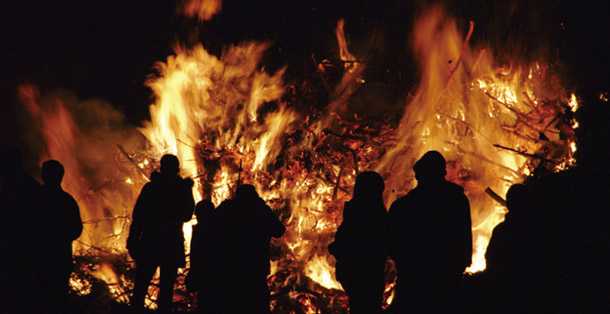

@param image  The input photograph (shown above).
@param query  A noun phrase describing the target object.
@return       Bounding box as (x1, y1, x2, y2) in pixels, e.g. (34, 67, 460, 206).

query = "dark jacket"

(218, 195, 285, 281)
(330, 199, 388, 286)
(38, 185, 83, 273)
(128, 171, 195, 266)
(187, 207, 219, 292)
(389, 180, 472, 275)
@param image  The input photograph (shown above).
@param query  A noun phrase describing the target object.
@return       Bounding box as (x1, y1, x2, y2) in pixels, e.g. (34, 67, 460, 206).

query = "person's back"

(485, 184, 540, 313)
(128, 154, 195, 312)
(133, 171, 193, 257)
(389, 151, 471, 313)
(329, 171, 388, 314)
(218, 185, 285, 314)
(37, 160, 83, 313)
(187, 199, 222, 314)
(38, 180, 82, 267)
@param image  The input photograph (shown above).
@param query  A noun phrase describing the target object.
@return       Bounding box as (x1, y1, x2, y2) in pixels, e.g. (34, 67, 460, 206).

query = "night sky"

(2, 1, 609, 155)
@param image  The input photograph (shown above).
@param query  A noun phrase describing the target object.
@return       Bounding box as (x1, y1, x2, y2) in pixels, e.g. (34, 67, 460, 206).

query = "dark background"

(1, 0, 609, 159)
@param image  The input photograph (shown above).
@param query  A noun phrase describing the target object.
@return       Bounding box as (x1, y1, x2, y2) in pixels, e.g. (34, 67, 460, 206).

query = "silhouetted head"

(506, 183, 528, 216)
(413, 151, 447, 184)
(195, 199, 215, 220)
(235, 184, 259, 201)
(160, 154, 180, 177)
(41, 159, 64, 187)
(353, 171, 385, 202)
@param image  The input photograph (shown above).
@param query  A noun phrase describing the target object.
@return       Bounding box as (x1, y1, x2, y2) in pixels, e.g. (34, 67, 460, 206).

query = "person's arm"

(461, 194, 473, 269)
(180, 178, 195, 223)
(485, 224, 505, 275)
(265, 204, 285, 238)
(189, 226, 200, 271)
(387, 199, 400, 260)
(329, 202, 352, 257)
(128, 184, 149, 252)
(66, 195, 83, 241)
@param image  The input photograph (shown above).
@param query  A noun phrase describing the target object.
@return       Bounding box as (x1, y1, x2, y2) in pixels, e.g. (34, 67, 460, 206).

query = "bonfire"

(17, 4, 578, 313)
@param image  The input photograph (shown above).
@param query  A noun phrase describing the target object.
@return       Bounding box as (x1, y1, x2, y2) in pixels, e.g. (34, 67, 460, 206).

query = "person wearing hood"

(388, 151, 472, 313)
(216, 184, 285, 314)
(329, 171, 388, 314)
(128, 154, 195, 313)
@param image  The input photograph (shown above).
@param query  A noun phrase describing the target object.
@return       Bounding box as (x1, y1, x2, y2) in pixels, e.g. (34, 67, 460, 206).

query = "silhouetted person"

(216, 184, 285, 314)
(187, 199, 222, 314)
(485, 184, 538, 314)
(0, 149, 41, 313)
(37, 160, 83, 313)
(388, 151, 472, 313)
(329, 171, 388, 314)
(128, 154, 195, 313)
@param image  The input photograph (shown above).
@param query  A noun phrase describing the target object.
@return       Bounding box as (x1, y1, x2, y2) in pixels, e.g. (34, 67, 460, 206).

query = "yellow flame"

(304, 255, 343, 290)
(569, 93, 579, 112)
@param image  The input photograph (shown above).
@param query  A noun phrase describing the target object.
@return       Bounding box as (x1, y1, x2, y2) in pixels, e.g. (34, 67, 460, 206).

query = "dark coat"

(38, 185, 83, 274)
(187, 207, 219, 292)
(329, 199, 388, 288)
(128, 172, 195, 267)
(218, 196, 285, 281)
(215, 195, 285, 314)
(389, 180, 472, 275)
(329, 198, 388, 314)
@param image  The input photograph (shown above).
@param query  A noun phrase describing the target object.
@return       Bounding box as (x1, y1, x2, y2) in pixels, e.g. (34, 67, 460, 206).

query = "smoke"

(17, 84, 145, 252)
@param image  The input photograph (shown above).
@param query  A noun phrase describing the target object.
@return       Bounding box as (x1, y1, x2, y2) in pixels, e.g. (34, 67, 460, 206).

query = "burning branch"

(116, 144, 149, 180)
(493, 144, 555, 164)
(485, 187, 507, 207)
(448, 20, 475, 80)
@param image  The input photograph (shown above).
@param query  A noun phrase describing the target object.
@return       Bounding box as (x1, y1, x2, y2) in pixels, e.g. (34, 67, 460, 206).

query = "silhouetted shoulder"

(443, 181, 466, 194)
(180, 177, 194, 188)
(62, 190, 80, 208)
(149, 171, 162, 183)
(389, 194, 410, 213)
(216, 199, 233, 211)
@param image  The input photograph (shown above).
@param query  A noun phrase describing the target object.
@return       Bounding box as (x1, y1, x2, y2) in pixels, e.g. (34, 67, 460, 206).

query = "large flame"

(377, 6, 576, 272)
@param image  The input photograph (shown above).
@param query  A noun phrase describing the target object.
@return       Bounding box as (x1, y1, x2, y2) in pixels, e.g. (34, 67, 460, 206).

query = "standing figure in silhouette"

(329, 171, 388, 314)
(37, 160, 83, 313)
(0, 149, 41, 313)
(388, 151, 472, 313)
(485, 183, 536, 313)
(217, 184, 285, 314)
(128, 154, 195, 312)
(187, 198, 221, 314)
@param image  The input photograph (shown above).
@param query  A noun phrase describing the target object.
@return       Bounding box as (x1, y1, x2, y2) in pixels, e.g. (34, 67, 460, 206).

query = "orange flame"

(182, 0, 222, 21)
